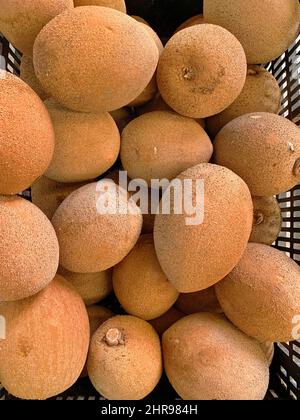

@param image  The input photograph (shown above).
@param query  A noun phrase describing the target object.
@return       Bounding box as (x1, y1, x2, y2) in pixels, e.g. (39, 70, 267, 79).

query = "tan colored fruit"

(0, 195, 59, 302)
(33, 7, 159, 113)
(20, 55, 48, 100)
(154, 164, 253, 293)
(150, 307, 184, 336)
(0, 71, 54, 195)
(44, 100, 120, 183)
(250, 196, 282, 245)
(163, 313, 269, 400)
(87, 315, 163, 400)
(0, 0, 73, 56)
(113, 235, 179, 320)
(261, 342, 275, 367)
(215, 243, 300, 343)
(214, 112, 300, 196)
(206, 66, 281, 138)
(0, 275, 89, 400)
(74, 0, 126, 13)
(59, 268, 113, 306)
(110, 108, 133, 132)
(175, 287, 223, 315)
(204, 0, 300, 64)
(157, 24, 247, 118)
(175, 14, 205, 33)
(52, 182, 143, 273)
(121, 111, 213, 184)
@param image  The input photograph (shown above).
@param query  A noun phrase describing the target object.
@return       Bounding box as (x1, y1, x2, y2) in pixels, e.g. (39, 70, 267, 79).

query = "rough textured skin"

(175, 14, 205, 33)
(150, 307, 184, 336)
(157, 24, 247, 118)
(0, 196, 59, 302)
(215, 243, 300, 343)
(74, 0, 126, 13)
(207, 66, 281, 138)
(52, 182, 143, 273)
(110, 108, 133, 133)
(0, 71, 55, 195)
(163, 313, 269, 400)
(33, 7, 159, 113)
(113, 235, 179, 320)
(175, 287, 223, 315)
(261, 342, 275, 367)
(250, 196, 282, 245)
(87, 315, 163, 400)
(204, 0, 300, 64)
(121, 111, 213, 184)
(44, 100, 120, 183)
(20, 55, 48, 100)
(59, 267, 113, 306)
(31, 177, 87, 220)
(154, 164, 253, 292)
(0, 0, 73, 56)
(0, 276, 90, 400)
(214, 113, 300, 196)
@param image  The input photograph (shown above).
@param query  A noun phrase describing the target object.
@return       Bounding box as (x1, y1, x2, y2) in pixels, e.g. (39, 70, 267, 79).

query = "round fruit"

(214, 112, 300, 196)
(33, 7, 159, 113)
(215, 243, 300, 343)
(87, 315, 163, 400)
(157, 24, 247, 118)
(250, 196, 282, 245)
(150, 307, 184, 336)
(175, 14, 205, 33)
(20, 55, 48, 100)
(261, 342, 275, 367)
(74, 0, 126, 13)
(175, 287, 223, 314)
(110, 108, 133, 132)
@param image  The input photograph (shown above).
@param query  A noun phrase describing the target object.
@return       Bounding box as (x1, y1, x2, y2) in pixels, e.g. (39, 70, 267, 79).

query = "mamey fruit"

(175, 14, 205, 33)
(110, 108, 133, 132)
(0, 195, 59, 302)
(0, 71, 54, 195)
(74, 0, 126, 13)
(261, 342, 275, 367)
(250, 196, 282, 245)
(52, 182, 143, 273)
(121, 111, 213, 184)
(215, 243, 300, 343)
(0, 275, 89, 400)
(33, 7, 159, 113)
(175, 287, 222, 314)
(113, 235, 179, 320)
(87, 315, 163, 400)
(44, 100, 120, 183)
(214, 113, 300, 196)
(163, 313, 269, 400)
(157, 24, 247, 118)
(204, 0, 300, 64)
(154, 164, 253, 293)
(20, 55, 48, 100)
(150, 307, 184, 336)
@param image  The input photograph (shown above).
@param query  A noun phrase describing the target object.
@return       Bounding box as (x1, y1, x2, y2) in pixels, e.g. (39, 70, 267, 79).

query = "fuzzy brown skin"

(113, 235, 179, 320)
(154, 164, 253, 293)
(204, 0, 300, 64)
(150, 307, 184, 336)
(214, 112, 300, 196)
(260, 342, 275, 367)
(74, 0, 126, 13)
(0, 196, 59, 302)
(250, 196, 282, 246)
(52, 182, 143, 273)
(44, 100, 120, 183)
(0, 0, 73, 56)
(33, 7, 159, 113)
(206, 66, 281, 138)
(163, 313, 269, 400)
(175, 287, 223, 315)
(175, 14, 205, 33)
(0, 276, 90, 400)
(215, 243, 300, 343)
(87, 315, 162, 400)
(59, 267, 113, 306)
(110, 108, 133, 133)
(121, 111, 213, 185)
(157, 24, 247, 118)
(0, 72, 55, 195)
(20, 55, 48, 100)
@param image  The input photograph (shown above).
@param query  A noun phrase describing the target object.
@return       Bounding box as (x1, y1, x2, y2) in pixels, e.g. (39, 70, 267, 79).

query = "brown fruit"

(0, 275, 89, 400)
(163, 313, 269, 400)
(154, 164, 253, 292)
(113, 235, 179, 320)
(215, 243, 300, 343)
(0, 71, 54, 195)
(74, 0, 126, 13)
(110, 108, 133, 132)
(250, 196, 282, 245)
(175, 14, 205, 33)
(175, 287, 223, 315)
(150, 307, 184, 336)
(214, 112, 300, 196)
(0, 195, 59, 302)
(33, 7, 159, 113)
(87, 315, 163, 400)
(157, 24, 247, 118)
(261, 342, 275, 367)
(20, 55, 48, 100)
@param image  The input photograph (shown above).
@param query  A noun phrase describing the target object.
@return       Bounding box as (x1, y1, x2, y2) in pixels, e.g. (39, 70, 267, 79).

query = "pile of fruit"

(0, 0, 299, 401)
